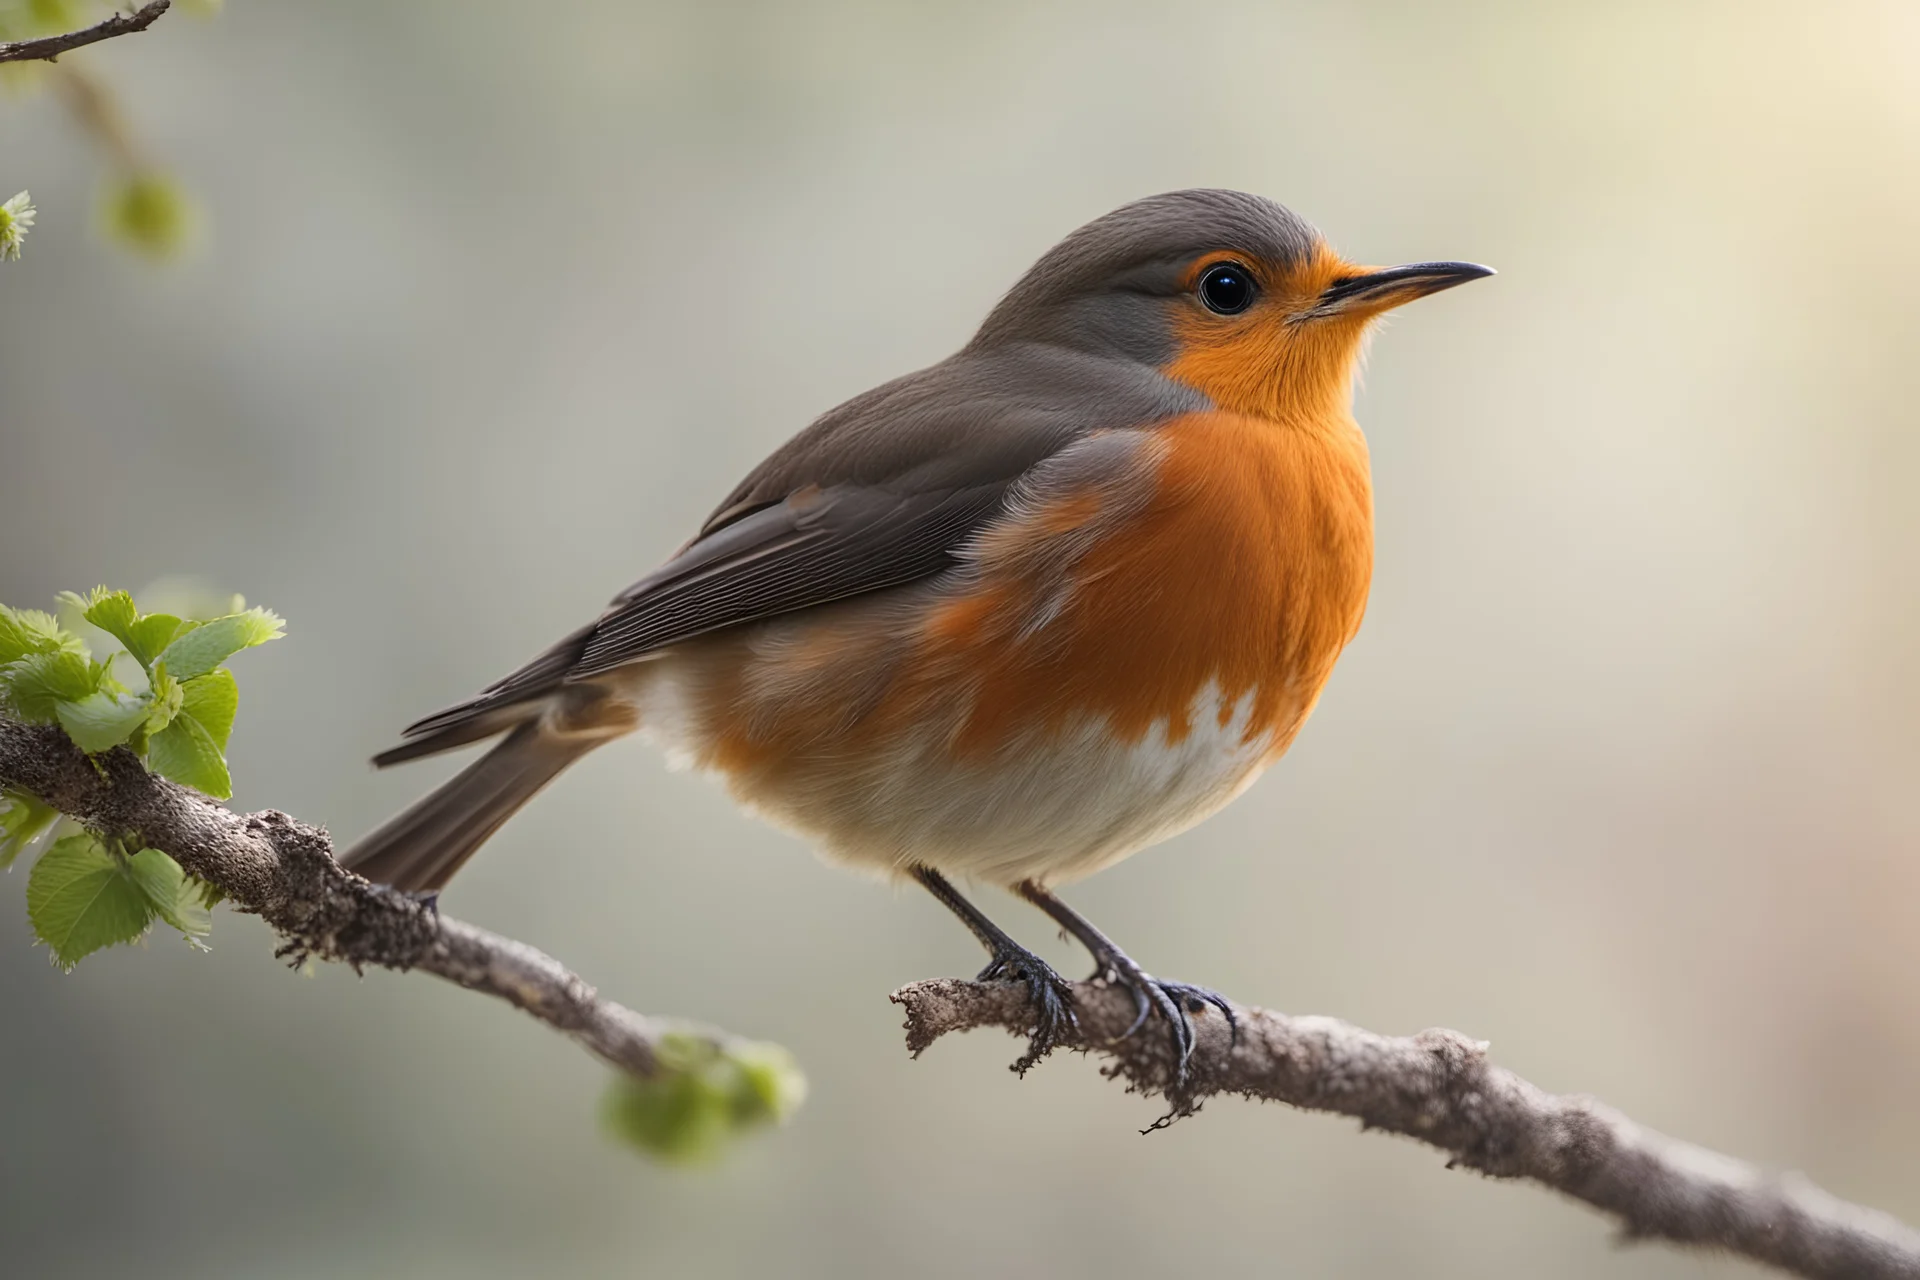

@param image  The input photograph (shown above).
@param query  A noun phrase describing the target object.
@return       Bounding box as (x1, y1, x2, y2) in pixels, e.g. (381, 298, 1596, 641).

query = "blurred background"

(3, 1, 1918, 1276)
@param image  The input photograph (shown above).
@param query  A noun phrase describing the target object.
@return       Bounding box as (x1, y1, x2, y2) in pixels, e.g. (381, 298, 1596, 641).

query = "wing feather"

(381, 343, 1204, 755)
(569, 483, 1003, 677)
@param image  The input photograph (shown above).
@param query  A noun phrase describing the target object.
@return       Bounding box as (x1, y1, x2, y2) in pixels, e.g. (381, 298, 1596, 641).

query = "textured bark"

(0, 716, 737, 1079)
(0, 1, 171, 65)
(894, 978, 1920, 1280)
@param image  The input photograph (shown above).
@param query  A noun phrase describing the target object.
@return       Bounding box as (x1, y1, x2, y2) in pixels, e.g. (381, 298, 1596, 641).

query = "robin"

(344, 189, 1490, 1076)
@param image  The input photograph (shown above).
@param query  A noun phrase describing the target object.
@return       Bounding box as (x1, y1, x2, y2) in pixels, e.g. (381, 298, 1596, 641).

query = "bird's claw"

(978, 944, 1078, 1074)
(1157, 979, 1238, 1053)
(1094, 963, 1155, 1041)
(1092, 956, 1236, 1087)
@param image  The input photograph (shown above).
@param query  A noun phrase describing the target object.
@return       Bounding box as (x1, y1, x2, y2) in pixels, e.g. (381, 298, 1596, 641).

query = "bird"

(342, 189, 1490, 1078)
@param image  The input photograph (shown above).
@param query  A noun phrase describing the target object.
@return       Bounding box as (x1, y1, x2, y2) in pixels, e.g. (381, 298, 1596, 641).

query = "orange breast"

(927, 410, 1375, 757)
(687, 409, 1374, 787)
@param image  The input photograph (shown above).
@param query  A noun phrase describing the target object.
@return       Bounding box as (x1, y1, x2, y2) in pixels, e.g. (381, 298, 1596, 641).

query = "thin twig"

(0, 715, 737, 1079)
(893, 978, 1920, 1280)
(0, 0, 171, 65)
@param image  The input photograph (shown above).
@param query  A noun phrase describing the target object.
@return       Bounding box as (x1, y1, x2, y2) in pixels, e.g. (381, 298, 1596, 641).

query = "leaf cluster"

(1, 588, 279, 968)
(601, 1034, 808, 1165)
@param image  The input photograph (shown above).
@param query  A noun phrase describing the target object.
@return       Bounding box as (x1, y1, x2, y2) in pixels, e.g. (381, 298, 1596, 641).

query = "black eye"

(1198, 262, 1256, 315)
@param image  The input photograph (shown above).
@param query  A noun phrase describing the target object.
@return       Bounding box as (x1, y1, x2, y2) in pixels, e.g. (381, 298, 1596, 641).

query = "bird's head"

(973, 189, 1491, 425)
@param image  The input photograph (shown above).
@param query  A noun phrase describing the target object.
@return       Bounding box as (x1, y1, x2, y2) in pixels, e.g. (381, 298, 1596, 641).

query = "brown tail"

(340, 721, 598, 893)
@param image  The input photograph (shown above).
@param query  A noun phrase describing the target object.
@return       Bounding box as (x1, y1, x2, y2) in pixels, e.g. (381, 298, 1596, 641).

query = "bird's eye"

(1198, 262, 1256, 315)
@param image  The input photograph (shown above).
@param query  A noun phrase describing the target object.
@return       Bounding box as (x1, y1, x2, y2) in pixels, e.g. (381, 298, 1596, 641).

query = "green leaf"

(127, 615, 186, 669)
(186, 874, 226, 911)
(72, 587, 135, 643)
(147, 713, 231, 799)
(0, 605, 74, 664)
(725, 1041, 808, 1127)
(143, 665, 183, 738)
(602, 1064, 732, 1165)
(600, 1035, 806, 1165)
(1, 650, 103, 720)
(178, 669, 237, 749)
(153, 608, 284, 682)
(26, 834, 154, 970)
(0, 790, 59, 871)
(0, 188, 34, 262)
(68, 587, 184, 670)
(54, 689, 153, 753)
(99, 172, 197, 262)
(25, 1, 89, 34)
(124, 848, 212, 948)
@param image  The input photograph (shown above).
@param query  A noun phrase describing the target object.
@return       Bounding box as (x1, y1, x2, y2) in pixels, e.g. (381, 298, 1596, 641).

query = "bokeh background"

(4, 2, 1918, 1276)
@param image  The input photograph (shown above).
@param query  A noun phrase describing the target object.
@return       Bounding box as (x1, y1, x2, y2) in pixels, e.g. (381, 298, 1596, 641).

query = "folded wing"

(374, 344, 1204, 763)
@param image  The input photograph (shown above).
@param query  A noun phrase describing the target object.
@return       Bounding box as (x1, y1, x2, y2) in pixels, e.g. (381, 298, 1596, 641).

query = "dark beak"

(1311, 260, 1495, 317)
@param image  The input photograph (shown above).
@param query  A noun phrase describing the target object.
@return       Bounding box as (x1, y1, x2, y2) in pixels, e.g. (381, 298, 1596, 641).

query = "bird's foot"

(977, 941, 1078, 1075)
(1088, 950, 1236, 1087)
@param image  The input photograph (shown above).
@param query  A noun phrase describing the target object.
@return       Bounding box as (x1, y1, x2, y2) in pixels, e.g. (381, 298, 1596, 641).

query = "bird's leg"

(910, 865, 1076, 1074)
(1014, 881, 1235, 1085)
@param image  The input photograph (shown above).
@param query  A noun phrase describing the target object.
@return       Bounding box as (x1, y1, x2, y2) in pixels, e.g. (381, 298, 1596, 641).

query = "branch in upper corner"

(0, 715, 801, 1161)
(0, 1, 172, 65)
(893, 977, 1920, 1280)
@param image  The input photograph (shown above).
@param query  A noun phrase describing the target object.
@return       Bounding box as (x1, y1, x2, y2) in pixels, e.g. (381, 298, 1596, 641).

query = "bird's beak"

(1307, 260, 1495, 319)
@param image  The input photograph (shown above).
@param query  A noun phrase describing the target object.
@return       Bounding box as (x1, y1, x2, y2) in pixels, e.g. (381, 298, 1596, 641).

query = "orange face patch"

(1168, 243, 1375, 425)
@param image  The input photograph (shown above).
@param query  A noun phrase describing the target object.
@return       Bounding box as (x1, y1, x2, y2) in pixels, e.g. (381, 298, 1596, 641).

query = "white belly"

(638, 669, 1275, 888)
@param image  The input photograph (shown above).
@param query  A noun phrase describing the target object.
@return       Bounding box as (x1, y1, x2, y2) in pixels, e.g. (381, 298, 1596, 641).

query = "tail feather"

(369, 703, 533, 768)
(342, 722, 595, 893)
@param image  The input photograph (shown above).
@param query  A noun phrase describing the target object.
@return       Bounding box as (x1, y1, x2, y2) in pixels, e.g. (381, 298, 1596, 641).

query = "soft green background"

(4, 2, 1917, 1276)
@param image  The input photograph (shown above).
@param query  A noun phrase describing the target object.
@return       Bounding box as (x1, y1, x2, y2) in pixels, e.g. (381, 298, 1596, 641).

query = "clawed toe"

(1011, 881, 1235, 1091)
(979, 946, 1078, 1074)
(1155, 979, 1238, 1059)
(1092, 962, 1155, 1040)
(1095, 959, 1235, 1086)
(1156, 980, 1236, 1040)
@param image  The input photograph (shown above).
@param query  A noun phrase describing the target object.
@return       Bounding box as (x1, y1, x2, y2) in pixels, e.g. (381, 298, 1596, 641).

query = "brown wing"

(378, 344, 1204, 759)
(573, 480, 1005, 676)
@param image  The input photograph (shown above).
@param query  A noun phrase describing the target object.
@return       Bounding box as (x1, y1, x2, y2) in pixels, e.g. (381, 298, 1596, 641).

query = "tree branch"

(0, 715, 739, 1081)
(894, 979, 1920, 1280)
(7, 708, 1916, 1278)
(0, 1, 170, 65)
